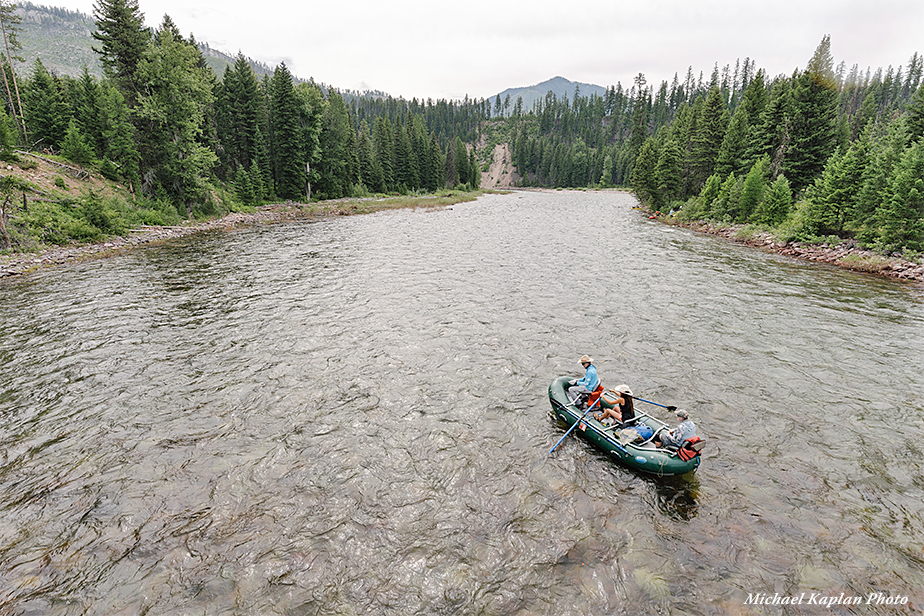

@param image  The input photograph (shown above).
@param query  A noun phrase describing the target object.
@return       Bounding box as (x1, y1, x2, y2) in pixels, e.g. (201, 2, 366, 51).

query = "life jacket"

(677, 436, 705, 461)
(586, 384, 605, 409)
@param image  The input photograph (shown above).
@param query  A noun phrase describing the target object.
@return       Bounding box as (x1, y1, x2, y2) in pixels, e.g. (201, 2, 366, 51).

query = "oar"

(635, 397, 677, 412)
(547, 396, 603, 455)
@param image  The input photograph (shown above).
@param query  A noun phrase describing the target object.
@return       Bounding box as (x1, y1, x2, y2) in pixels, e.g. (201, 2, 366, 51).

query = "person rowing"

(567, 355, 598, 409)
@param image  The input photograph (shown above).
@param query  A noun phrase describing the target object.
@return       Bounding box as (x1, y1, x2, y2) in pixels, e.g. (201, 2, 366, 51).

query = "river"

(1, 190, 922, 615)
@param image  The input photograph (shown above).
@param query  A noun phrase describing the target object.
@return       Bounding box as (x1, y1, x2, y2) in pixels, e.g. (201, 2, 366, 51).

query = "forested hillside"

(629, 37, 924, 256)
(0, 0, 921, 259)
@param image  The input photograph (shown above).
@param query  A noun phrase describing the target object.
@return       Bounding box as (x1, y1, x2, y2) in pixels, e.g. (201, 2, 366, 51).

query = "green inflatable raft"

(547, 375, 702, 476)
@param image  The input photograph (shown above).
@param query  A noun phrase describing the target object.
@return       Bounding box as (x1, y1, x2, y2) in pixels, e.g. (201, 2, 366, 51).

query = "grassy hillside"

(0, 149, 197, 253)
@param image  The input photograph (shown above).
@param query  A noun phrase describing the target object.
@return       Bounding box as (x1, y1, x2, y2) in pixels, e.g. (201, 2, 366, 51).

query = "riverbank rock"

(679, 220, 924, 285)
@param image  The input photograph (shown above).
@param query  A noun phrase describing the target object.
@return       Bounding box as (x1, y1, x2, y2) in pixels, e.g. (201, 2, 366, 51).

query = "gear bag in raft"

(677, 436, 705, 461)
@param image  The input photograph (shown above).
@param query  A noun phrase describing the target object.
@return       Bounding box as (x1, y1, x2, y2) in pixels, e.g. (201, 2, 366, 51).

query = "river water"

(1, 191, 923, 615)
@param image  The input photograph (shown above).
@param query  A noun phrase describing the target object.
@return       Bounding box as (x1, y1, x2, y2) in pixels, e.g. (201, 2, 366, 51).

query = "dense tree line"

(2, 1, 921, 255)
(0, 0, 482, 225)
(647, 37, 924, 254)
(498, 37, 924, 254)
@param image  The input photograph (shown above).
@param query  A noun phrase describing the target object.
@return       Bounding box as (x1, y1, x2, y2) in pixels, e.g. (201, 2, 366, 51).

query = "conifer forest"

(2, 0, 923, 256)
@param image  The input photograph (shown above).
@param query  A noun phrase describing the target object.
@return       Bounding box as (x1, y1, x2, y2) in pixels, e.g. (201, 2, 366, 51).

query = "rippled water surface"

(2, 191, 923, 615)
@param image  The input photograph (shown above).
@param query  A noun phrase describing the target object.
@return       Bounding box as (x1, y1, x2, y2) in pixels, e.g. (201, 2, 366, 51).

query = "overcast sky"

(51, 0, 924, 101)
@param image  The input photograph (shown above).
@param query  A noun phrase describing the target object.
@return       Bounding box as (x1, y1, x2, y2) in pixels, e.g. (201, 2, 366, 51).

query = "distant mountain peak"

(490, 76, 606, 114)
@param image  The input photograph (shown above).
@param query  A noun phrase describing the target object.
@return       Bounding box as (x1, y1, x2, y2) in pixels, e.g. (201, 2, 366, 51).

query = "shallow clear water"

(1, 191, 923, 615)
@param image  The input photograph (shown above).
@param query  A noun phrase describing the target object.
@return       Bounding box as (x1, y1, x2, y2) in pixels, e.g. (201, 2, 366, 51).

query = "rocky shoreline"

(679, 220, 924, 285)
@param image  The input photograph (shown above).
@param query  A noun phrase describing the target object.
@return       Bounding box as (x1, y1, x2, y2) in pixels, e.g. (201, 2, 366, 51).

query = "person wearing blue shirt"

(655, 409, 696, 449)
(567, 355, 598, 408)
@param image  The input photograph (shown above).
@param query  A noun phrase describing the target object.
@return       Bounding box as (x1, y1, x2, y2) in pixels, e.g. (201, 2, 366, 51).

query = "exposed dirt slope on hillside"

(479, 142, 519, 189)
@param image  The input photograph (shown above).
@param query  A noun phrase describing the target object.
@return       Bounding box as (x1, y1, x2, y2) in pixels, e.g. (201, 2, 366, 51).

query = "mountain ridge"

(491, 76, 607, 113)
(12, 2, 277, 82)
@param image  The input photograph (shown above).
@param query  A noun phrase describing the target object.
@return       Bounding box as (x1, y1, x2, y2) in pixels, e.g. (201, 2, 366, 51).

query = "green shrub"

(16, 202, 98, 245)
(80, 192, 113, 233)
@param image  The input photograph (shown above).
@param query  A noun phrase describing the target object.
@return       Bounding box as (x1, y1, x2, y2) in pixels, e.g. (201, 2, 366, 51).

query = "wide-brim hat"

(579, 355, 593, 364)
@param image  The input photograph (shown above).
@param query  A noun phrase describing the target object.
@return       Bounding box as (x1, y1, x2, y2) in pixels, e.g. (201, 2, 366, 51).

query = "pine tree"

(355, 120, 376, 191)
(803, 135, 869, 235)
(23, 59, 70, 149)
(408, 113, 428, 189)
(748, 78, 794, 180)
(739, 70, 768, 127)
(715, 105, 749, 177)
(444, 139, 457, 188)
(690, 172, 723, 220)
(629, 73, 649, 157)
(427, 134, 443, 191)
(392, 117, 417, 190)
(0, 105, 15, 153)
(91, 0, 150, 104)
(738, 155, 770, 222)
(630, 137, 659, 205)
(296, 81, 324, 196)
(689, 85, 729, 191)
(316, 89, 354, 199)
(100, 84, 139, 184)
(571, 140, 590, 188)
(221, 53, 265, 175)
(61, 118, 95, 164)
(269, 63, 306, 200)
(469, 147, 480, 188)
(855, 121, 909, 242)
(234, 165, 255, 206)
(248, 159, 266, 202)
(654, 138, 683, 207)
(752, 175, 792, 227)
(878, 139, 924, 250)
(373, 116, 394, 191)
(907, 83, 924, 142)
(258, 74, 275, 197)
(712, 173, 742, 221)
(599, 149, 615, 187)
(453, 137, 469, 187)
(75, 67, 105, 157)
(785, 37, 839, 192)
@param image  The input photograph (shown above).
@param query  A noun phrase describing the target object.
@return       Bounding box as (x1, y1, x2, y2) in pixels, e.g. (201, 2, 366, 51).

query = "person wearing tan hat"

(655, 409, 696, 449)
(594, 384, 633, 424)
(567, 355, 598, 408)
